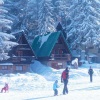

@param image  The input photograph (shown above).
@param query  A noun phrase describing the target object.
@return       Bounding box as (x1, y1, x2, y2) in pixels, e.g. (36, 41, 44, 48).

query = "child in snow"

(53, 80, 59, 96)
(1, 83, 9, 93)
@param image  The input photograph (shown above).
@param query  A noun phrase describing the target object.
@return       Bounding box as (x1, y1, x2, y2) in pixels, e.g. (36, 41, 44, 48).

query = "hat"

(55, 80, 58, 83)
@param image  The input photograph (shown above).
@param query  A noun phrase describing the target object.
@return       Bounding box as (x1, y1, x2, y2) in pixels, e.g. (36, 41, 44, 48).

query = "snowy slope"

(0, 61, 100, 100)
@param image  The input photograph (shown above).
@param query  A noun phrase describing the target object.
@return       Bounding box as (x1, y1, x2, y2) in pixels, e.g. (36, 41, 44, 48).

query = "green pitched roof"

(32, 31, 71, 57)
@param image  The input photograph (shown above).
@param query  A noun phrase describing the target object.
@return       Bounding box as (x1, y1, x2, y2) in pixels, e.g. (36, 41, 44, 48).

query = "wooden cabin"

(32, 30, 72, 69)
(0, 31, 35, 74)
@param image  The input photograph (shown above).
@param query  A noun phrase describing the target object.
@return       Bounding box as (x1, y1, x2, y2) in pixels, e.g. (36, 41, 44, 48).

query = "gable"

(52, 34, 71, 54)
(32, 31, 72, 58)
(12, 33, 35, 57)
(18, 33, 28, 44)
(32, 32, 61, 57)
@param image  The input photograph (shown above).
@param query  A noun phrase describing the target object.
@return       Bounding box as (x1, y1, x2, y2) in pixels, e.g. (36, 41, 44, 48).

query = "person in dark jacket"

(88, 66, 94, 82)
(61, 67, 69, 95)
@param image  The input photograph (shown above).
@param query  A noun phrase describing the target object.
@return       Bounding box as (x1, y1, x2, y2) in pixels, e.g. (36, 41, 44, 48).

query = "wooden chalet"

(32, 23, 72, 69)
(0, 31, 35, 74)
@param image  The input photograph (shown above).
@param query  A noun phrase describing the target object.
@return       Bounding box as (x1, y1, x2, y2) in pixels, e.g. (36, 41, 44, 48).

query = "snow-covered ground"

(0, 60, 100, 100)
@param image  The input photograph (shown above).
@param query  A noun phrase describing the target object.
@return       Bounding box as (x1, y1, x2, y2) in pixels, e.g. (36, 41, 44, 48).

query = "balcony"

(51, 54, 71, 61)
(11, 56, 35, 64)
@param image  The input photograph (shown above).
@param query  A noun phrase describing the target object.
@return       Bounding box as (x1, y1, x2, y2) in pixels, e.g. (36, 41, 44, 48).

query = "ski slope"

(0, 61, 100, 100)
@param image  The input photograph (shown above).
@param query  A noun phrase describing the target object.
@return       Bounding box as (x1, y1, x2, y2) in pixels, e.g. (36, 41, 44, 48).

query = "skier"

(88, 66, 94, 82)
(61, 67, 69, 95)
(53, 80, 59, 96)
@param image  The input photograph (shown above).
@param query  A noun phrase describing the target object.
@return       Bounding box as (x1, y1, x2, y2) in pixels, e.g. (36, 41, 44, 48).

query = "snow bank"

(0, 62, 100, 100)
(0, 72, 49, 91)
(30, 60, 62, 81)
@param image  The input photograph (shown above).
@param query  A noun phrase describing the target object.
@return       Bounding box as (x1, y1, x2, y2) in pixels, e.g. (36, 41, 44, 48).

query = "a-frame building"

(32, 23, 72, 69)
(0, 31, 35, 74)
(11, 31, 35, 64)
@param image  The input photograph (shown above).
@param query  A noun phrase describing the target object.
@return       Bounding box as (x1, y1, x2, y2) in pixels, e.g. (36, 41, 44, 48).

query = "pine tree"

(4, 0, 28, 31)
(52, 0, 68, 30)
(22, 0, 38, 36)
(67, 0, 100, 52)
(18, 0, 39, 44)
(0, 0, 17, 60)
(38, 0, 55, 35)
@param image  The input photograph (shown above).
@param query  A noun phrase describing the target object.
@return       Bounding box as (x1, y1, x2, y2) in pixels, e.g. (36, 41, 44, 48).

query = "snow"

(95, 0, 100, 3)
(0, 63, 13, 65)
(0, 0, 3, 5)
(39, 33, 51, 48)
(71, 58, 78, 65)
(11, 30, 24, 35)
(0, 60, 100, 100)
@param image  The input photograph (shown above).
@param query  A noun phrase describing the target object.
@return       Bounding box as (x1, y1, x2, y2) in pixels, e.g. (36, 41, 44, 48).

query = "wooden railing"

(11, 56, 34, 63)
(51, 54, 71, 61)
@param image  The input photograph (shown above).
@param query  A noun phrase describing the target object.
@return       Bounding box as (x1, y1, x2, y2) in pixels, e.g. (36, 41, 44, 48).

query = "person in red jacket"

(1, 83, 9, 93)
(61, 67, 69, 95)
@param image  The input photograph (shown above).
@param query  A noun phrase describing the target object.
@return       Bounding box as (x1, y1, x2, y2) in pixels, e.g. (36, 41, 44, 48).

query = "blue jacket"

(53, 82, 58, 90)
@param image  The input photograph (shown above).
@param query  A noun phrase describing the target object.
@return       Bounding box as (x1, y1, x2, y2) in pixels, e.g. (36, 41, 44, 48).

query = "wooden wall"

(0, 64, 30, 74)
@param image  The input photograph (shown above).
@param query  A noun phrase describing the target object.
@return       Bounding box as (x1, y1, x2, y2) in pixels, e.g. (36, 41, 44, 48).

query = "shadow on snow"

(24, 94, 63, 100)
(70, 86, 100, 91)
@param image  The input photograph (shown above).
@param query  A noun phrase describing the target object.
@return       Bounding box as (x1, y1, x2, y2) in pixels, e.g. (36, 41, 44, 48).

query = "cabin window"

(17, 51, 23, 56)
(16, 66, 23, 71)
(59, 49, 63, 54)
(62, 49, 67, 54)
(54, 49, 63, 54)
(2, 66, 8, 70)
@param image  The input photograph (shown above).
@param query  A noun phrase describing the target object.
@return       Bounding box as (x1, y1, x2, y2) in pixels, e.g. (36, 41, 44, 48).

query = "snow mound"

(30, 60, 62, 81)
(0, 72, 49, 91)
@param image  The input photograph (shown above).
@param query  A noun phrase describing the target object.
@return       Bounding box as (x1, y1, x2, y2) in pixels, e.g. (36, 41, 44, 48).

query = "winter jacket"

(53, 82, 58, 90)
(61, 70, 69, 81)
(88, 68, 94, 75)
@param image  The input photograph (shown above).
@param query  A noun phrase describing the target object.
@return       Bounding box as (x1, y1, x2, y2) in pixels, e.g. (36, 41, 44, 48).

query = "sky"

(0, 60, 100, 100)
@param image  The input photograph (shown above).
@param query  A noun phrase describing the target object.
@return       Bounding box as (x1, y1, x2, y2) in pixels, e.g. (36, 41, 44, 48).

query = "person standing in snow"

(61, 67, 69, 95)
(53, 80, 59, 96)
(88, 66, 94, 82)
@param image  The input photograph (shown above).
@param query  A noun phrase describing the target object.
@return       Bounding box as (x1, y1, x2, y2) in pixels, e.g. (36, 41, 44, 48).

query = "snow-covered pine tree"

(4, 0, 39, 44)
(38, 0, 55, 35)
(22, 0, 39, 42)
(4, 0, 28, 32)
(0, 0, 17, 60)
(52, 0, 68, 30)
(67, 0, 100, 52)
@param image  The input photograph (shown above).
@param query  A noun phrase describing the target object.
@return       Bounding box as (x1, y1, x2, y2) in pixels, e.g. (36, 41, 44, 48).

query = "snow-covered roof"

(39, 33, 51, 48)
(0, 63, 13, 65)
(32, 31, 71, 57)
(11, 30, 24, 35)
(88, 53, 97, 57)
